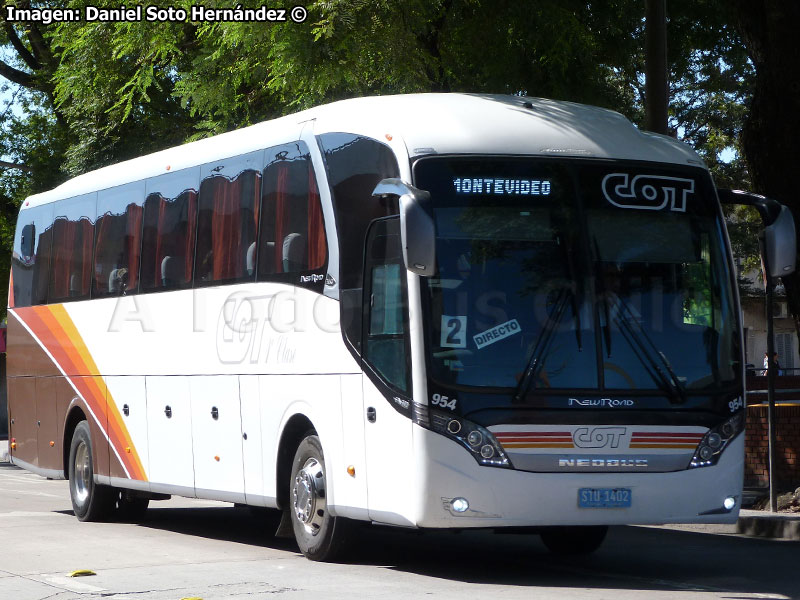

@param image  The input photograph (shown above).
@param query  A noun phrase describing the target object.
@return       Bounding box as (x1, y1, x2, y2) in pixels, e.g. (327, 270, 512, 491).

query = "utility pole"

(645, 0, 669, 134)
(762, 241, 779, 512)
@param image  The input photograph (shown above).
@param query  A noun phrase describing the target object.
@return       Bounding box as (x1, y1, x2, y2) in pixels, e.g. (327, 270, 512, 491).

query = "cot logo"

(573, 426, 627, 449)
(602, 173, 694, 212)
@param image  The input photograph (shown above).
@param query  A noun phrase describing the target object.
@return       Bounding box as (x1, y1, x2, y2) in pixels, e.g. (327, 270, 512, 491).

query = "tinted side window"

(94, 182, 145, 297)
(318, 133, 400, 351)
(195, 151, 262, 284)
(11, 204, 53, 307)
(141, 168, 199, 291)
(259, 141, 327, 281)
(49, 194, 96, 303)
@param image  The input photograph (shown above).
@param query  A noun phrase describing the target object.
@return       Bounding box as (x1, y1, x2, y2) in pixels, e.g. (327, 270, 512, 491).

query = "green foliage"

(0, 0, 778, 317)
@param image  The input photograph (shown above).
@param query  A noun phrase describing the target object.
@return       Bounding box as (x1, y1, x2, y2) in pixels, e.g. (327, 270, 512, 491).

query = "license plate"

(578, 487, 632, 508)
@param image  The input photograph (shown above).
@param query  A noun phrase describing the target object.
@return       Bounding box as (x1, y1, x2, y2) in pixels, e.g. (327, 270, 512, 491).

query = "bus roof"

(22, 93, 703, 209)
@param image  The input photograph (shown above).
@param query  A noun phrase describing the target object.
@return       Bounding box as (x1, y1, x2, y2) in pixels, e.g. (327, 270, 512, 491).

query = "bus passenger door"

(361, 218, 415, 526)
(146, 376, 194, 493)
(190, 375, 245, 502)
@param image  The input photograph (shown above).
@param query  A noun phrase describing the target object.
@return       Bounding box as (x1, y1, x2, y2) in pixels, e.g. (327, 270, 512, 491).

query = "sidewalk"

(737, 508, 800, 540)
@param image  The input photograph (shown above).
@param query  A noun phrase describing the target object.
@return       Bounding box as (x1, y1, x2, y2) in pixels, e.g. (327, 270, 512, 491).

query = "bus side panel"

(190, 375, 246, 503)
(240, 375, 265, 506)
(333, 373, 369, 519)
(6, 310, 61, 378)
(105, 376, 149, 482)
(7, 377, 37, 466)
(362, 376, 415, 526)
(146, 376, 194, 494)
(35, 376, 60, 471)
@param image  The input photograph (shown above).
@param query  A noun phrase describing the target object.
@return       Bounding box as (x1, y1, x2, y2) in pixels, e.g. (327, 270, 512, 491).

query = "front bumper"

(411, 423, 743, 528)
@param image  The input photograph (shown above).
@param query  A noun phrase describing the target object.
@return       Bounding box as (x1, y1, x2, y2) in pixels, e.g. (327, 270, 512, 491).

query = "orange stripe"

(502, 443, 575, 448)
(15, 305, 147, 481)
(496, 437, 573, 442)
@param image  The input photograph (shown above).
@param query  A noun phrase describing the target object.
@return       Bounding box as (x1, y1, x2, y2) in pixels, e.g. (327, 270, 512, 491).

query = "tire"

(289, 435, 353, 561)
(540, 526, 608, 555)
(68, 421, 115, 522)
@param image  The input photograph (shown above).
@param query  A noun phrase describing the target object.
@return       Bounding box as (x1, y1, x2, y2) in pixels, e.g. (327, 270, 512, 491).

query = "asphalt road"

(1, 462, 798, 600)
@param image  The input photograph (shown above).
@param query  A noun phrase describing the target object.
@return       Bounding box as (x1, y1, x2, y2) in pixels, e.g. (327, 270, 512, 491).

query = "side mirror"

(764, 205, 796, 278)
(372, 178, 436, 276)
(718, 189, 796, 278)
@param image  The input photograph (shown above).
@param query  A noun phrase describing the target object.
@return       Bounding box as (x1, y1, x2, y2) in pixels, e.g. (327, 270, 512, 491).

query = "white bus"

(6, 94, 795, 560)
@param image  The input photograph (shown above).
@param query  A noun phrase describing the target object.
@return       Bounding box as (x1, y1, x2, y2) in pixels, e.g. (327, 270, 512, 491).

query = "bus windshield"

(414, 157, 739, 397)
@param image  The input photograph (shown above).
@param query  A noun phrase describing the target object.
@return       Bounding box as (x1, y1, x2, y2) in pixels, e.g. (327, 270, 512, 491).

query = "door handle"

(211, 406, 219, 420)
(366, 406, 376, 423)
(123, 404, 130, 417)
(164, 405, 172, 418)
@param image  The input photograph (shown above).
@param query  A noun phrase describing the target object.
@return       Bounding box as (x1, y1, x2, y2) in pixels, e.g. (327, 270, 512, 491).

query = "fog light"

(451, 497, 469, 513)
(467, 431, 483, 447)
(447, 419, 462, 434)
(723, 496, 736, 510)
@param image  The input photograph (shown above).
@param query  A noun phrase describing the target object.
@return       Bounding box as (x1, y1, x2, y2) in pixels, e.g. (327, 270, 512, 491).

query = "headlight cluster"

(430, 412, 512, 468)
(689, 412, 744, 468)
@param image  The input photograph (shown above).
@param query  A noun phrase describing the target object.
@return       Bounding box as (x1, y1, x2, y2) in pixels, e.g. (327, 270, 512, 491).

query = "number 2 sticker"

(441, 315, 467, 348)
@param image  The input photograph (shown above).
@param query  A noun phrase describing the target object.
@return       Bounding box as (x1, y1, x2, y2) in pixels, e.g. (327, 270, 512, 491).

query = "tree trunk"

(730, 1, 800, 364)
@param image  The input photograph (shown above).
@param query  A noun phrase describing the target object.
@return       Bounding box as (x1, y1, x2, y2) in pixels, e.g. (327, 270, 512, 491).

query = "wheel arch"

(62, 405, 88, 479)
(275, 412, 317, 510)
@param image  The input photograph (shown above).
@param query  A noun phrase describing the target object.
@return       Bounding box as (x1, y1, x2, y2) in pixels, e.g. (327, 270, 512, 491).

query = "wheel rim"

(73, 440, 91, 504)
(292, 457, 326, 536)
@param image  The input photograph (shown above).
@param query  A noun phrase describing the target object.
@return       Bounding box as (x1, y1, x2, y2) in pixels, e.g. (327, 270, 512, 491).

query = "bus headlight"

(689, 413, 744, 469)
(430, 412, 511, 468)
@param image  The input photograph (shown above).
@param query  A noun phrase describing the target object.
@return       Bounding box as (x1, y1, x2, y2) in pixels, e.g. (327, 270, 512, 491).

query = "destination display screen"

(452, 177, 552, 196)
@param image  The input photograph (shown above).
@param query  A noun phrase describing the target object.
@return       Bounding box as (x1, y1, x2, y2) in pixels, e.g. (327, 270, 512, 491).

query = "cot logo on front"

(572, 427, 627, 449)
(602, 173, 695, 212)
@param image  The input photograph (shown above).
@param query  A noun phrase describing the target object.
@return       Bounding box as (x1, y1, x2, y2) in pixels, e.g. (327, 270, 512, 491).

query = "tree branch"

(0, 59, 34, 87)
(0, 160, 32, 172)
(3, 22, 40, 70)
(24, 23, 54, 68)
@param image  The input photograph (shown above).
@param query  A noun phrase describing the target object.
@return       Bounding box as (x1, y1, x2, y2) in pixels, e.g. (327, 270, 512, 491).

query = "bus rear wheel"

(289, 435, 353, 561)
(540, 525, 608, 555)
(68, 421, 114, 522)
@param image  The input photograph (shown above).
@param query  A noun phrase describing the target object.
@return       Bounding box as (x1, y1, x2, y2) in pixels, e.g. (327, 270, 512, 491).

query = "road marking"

(0, 488, 65, 498)
(40, 575, 106, 593)
(0, 511, 69, 518)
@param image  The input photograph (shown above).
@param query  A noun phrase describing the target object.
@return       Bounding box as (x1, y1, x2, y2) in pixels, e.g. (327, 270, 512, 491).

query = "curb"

(737, 510, 800, 540)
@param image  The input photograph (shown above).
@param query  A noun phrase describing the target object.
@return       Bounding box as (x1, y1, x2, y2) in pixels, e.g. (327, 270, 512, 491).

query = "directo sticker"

(473, 319, 521, 349)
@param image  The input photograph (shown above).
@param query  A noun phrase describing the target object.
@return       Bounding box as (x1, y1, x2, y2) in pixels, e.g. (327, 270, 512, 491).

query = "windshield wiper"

(609, 296, 688, 405)
(513, 288, 571, 402)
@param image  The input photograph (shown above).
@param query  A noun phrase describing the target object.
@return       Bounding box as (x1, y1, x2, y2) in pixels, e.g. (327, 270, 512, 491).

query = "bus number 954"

(431, 393, 457, 410)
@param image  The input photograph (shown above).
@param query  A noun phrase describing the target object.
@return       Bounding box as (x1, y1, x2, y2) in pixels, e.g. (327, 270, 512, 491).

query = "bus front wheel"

(289, 435, 353, 561)
(540, 525, 608, 555)
(68, 421, 114, 521)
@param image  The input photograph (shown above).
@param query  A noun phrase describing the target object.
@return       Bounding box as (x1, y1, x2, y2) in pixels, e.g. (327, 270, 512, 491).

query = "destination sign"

(453, 177, 551, 196)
